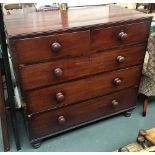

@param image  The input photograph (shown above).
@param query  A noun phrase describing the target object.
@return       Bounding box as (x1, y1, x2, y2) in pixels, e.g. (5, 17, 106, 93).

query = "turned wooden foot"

(142, 96, 148, 117)
(31, 141, 42, 149)
(124, 110, 133, 117)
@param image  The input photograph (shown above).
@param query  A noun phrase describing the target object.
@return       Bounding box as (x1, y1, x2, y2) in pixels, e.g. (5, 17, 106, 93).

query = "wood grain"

(19, 44, 146, 91)
(91, 21, 150, 51)
(4, 5, 152, 146)
(28, 87, 138, 140)
(11, 30, 90, 65)
(25, 66, 142, 114)
(4, 5, 152, 38)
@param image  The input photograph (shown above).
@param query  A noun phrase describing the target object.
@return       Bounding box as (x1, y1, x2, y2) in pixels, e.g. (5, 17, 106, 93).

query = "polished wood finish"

(118, 31, 128, 41)
(91, 21, 150, 51)
(58, 116, 66, 124)
(19, 44, 145, 91)
(112, 100, 119, 107)
(10, 30, 90, 65)
(53, 68, 64, 78)
(4, 5, 152, 147)
(117, 55, 125, 63)
(4, 5, 151, 38)
(55, 92, 65, 103)
(113, 77, 122, 86)
(25, 66, 142, 114)
(28, 88, 138, 140)
(50, 41, 62, 53)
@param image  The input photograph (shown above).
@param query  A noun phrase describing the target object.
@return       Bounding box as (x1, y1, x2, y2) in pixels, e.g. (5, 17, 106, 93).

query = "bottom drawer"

(28, 87, 138, 140)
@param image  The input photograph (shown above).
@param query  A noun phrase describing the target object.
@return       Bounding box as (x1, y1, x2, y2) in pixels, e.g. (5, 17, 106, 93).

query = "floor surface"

(0, 96, 155, 152)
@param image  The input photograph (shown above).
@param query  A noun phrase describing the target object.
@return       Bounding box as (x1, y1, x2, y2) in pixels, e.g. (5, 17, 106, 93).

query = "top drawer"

(11, 30, 90, 65)
(91, 22, 150, 51)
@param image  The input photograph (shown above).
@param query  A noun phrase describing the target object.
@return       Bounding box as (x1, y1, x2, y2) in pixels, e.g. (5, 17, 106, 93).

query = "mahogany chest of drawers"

(4, 5, 152, 148)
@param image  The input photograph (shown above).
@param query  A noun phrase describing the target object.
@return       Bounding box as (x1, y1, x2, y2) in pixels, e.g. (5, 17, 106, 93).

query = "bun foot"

(124, 110, 133, 117)
(31, 141, 42, 149)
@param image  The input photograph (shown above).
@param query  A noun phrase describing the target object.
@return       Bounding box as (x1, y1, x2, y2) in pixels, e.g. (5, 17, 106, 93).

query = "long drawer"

(28, 87, 138, 140)
(25, 66, 142, 114)
(11, 30, 90, 65)
(19, 44, 145, 90)
(91, 21, 150, 51)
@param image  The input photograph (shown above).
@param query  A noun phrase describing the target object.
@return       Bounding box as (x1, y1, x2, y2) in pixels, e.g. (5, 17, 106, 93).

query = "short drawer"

(25, 66, 142, 114)
(19, 44, 145, 90)
(91, 22, 150, 51)
(28, 87, 138, 140)
(11, 30, 90, 64)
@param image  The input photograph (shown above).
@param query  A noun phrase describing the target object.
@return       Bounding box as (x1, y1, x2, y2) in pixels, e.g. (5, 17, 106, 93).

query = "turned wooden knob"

(58, 116, 66, 124)
(112, 100, 119, 107)
(50, 42, 62, 52)
(56, 92, 65, 102)
(53, 68, 63, 78)
(113, 78, 122, 86)
(117, 56, 125, 63)
(118, 31, 128, 41)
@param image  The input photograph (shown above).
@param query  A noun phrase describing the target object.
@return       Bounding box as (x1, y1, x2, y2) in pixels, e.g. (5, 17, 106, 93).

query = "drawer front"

(12, 30, 90, 64)
(19, 44, 145, 90)
(25, 66, 142, 114)
(91, 22, 150, 51)
(28, 87, 138, 140)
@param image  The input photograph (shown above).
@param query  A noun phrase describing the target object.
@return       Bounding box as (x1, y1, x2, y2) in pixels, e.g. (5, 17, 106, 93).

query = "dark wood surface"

(10, 30, 90, 65)
(91, 21, 150, 51)
(9, 20, 150, 66)
(4, 5, 151, 38)
(28, 87, 138, 140)
(19, 44, 145, 91)
(4, 5, 152, 147)
(25, 66, 142, 115)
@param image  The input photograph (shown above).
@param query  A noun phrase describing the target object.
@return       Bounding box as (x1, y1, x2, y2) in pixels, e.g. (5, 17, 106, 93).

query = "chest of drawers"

(4, 5, 152, 148)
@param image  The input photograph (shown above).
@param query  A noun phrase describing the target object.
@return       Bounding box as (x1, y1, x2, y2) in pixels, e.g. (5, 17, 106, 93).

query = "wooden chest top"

(4, 5, 151, 39)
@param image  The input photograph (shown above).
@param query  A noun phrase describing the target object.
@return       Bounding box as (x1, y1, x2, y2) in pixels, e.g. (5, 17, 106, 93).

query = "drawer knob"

(58, 116, 66, 124)
(113, 78, 122, 86)
(112, 100, 119, 107)
(56, 92, 65, 102)
(117, 56, 125, 63)
(118, 32, 128, 41)
(51, 42, 62, 52)
(53, 68, 63, 78)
